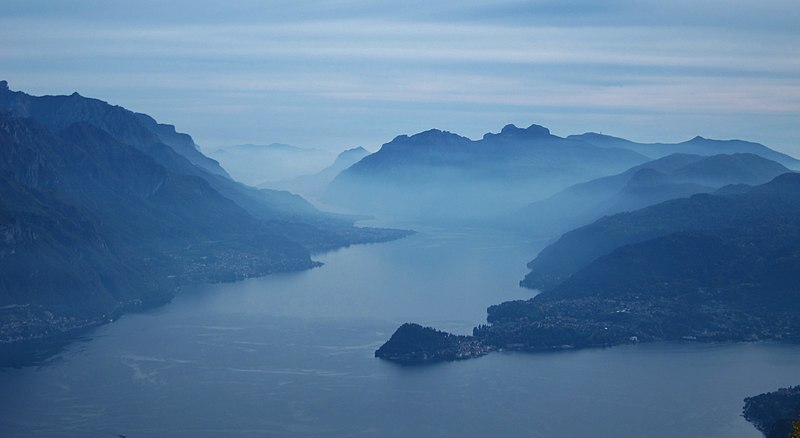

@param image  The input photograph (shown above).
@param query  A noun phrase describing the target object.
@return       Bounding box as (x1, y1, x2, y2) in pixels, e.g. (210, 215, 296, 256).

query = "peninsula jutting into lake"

(377, 173, 800, 364)
(744, 386, 800, 438)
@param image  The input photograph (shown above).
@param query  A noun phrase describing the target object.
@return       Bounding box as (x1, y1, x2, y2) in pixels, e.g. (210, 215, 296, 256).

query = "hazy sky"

(2, 0, 799, 155)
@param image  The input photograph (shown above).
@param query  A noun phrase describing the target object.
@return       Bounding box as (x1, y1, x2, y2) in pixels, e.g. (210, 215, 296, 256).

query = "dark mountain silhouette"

(262, 146, 370, 199)
(0, 81, 387, 251)
(325, 124, 648, 220)
(0, 111, 314, 340)
(0, 83, 410, 348)
(569, 132, 800, 169)
(0, 82, 302, 219)
(522, 172, 800, 291)
(0, 80, 229, 178)
(515, 153, 791, 238)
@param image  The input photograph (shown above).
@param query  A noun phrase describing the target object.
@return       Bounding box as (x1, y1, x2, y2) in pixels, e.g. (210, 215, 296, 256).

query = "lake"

(1, 225, 799, 437)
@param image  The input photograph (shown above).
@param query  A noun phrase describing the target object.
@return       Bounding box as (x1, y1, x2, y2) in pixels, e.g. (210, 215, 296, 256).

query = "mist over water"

(2, 227, 798, 437)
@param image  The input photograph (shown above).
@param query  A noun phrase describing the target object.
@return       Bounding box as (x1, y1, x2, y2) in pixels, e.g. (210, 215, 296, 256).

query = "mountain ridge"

(522, 171, 800, 292)
(0, 81, 392, 251)
(0, 81, 229, 178)
(514, 152, 791, 239)
(569, 131, 800, 169)
(325, 123, 649, 220)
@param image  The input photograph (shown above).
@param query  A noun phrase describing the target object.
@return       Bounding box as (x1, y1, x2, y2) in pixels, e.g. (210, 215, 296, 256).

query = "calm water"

(2, 227, 799, 437)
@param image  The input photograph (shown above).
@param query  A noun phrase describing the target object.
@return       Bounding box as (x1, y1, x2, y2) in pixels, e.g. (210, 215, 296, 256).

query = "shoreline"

(376, 329, 800, 366)
(1, 229, 412, 368)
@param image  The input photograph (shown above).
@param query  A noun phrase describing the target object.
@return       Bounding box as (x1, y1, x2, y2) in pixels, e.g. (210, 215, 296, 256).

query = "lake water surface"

(2, 226, 799, 437)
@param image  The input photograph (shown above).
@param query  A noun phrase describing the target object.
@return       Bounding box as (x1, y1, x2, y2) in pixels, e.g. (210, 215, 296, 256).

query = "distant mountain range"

(262, 146, 370, 200)
(325, 124, 649, 220)
(514, 152, 792, 237)
(207, 142, 335, 186)
(0, 81, 408, 347)
(324, 123, 798, 223)
(569, 132, 800, 169)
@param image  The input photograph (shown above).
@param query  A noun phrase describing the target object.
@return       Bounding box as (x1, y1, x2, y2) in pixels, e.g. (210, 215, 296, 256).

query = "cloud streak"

(1, 1, 798, 154)
(3, 19, 796, 72)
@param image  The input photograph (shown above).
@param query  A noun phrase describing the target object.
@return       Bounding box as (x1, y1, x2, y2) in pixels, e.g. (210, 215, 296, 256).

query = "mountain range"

(569, 132, 800, 169)
(323, 123, 798, 223)
(0, 81, 228, 178)
(514, 152, 792, 237)
(0, 81, 408, 347)
(325, 124, 649, 220)
(521, 172, 800, 292)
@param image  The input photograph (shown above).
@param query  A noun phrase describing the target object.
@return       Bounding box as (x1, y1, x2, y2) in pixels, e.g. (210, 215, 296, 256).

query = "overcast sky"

(2, 0, 799, 155)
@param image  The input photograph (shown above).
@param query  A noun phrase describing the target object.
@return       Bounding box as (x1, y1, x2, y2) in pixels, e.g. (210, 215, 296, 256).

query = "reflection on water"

(0, 228, 797, 437)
